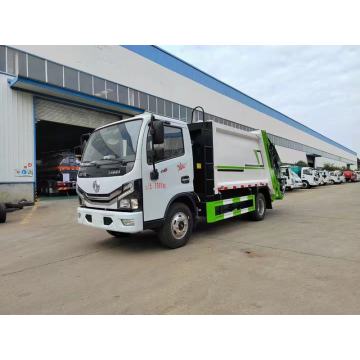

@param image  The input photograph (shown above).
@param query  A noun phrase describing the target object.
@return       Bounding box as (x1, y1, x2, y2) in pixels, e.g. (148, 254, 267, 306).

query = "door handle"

(181, 176, 190, 184)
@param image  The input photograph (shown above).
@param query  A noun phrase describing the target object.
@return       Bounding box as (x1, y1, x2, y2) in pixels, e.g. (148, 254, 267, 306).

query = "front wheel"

(249, 193, 266, 221)
(157, 202, 193, 249)
(302, 181, 310, 189)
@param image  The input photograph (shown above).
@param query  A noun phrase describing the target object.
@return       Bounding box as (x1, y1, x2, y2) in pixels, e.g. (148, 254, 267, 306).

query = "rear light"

(56, 181, 65, 187)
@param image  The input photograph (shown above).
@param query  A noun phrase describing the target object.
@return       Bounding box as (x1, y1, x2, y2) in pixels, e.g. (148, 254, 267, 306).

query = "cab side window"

(147, 125, 184, 163)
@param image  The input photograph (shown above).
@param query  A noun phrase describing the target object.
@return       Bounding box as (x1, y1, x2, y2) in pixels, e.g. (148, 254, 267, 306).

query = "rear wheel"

(0, 203, 6, 223)
(249, 193, 266, 221)
(157, 202, 193, 249)
(106, 230, 130, 237)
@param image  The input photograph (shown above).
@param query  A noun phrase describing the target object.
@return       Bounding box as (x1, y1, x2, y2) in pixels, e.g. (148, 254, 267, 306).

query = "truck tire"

(302, 181, 310, 189)
(0, 203, 6, 223)
(106, 230, 130, 237)
(248, 193, 266, 221)
(157, 202, 193, 249)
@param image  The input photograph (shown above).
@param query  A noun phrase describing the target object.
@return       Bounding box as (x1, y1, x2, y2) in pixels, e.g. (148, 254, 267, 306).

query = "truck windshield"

(82, 119, 142, 165)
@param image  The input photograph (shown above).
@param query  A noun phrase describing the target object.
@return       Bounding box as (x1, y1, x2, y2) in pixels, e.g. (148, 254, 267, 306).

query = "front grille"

(77, 185, 123, 203)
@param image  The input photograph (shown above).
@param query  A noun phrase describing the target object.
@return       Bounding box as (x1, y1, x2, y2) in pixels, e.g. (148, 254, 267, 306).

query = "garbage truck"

(291, 166, 319, 188)
(280, 165, 303, 190)
(76, 112, 284, 248)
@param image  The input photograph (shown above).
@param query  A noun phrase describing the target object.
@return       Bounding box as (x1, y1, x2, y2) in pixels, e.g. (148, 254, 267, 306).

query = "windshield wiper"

(80, 161, 96, 167)
(81, 159, 134, 167)
(98, 158, 129, 165)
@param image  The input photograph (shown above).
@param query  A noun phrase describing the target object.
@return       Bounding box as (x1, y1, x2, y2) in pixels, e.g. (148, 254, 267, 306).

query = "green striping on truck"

(206, 195, 256, 223)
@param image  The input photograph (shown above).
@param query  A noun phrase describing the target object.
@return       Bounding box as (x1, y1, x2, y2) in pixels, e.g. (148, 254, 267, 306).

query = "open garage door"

(35, 98, 123, 196)
(35, 98, 121, 128)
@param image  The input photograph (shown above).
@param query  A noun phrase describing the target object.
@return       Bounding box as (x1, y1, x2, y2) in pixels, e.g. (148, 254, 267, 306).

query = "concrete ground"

(0, 183, 359, 314)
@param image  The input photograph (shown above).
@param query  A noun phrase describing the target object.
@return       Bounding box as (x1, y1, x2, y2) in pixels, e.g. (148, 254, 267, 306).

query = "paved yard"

(0, 183, 359, 314)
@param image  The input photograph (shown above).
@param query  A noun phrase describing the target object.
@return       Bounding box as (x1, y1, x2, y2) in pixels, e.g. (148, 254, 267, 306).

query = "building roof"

(123, 45, 356, 157)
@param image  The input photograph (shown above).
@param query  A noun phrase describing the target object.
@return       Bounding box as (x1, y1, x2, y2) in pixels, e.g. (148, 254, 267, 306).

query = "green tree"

(323, 163, 343, 171)
(295, 160, 307, 167)
(323, 163, 335, 171)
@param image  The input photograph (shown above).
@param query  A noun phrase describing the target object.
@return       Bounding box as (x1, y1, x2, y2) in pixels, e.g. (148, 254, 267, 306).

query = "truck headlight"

(117, 181, 139, 210)
(114, 180, 141, 211)
(118, 197, 139, 210)
(119, 198, 131, 209)
(130, 198, 139, 209)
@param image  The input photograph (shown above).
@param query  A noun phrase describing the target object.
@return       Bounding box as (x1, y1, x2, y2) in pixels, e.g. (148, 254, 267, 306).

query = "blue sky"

(163, 46, 359, 156)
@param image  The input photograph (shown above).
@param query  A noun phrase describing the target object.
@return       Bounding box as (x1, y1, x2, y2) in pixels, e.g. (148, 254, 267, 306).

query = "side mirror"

(151, 120, 164, 145)
(149, 117, 164, 181)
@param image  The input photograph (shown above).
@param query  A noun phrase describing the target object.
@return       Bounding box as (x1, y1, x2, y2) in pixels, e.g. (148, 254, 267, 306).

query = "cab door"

(141, 121, 194, 222)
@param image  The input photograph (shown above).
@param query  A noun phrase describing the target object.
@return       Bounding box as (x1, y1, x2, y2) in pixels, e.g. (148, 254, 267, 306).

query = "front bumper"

(77, 207, 143, 233)
(293, 183, 303, 189)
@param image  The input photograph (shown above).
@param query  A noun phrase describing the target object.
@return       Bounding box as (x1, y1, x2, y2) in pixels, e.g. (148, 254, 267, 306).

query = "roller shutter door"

(35, 98, 121, 129)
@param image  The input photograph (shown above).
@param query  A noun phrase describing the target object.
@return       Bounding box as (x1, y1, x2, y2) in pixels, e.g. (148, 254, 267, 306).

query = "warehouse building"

(0, 45, 357, 203)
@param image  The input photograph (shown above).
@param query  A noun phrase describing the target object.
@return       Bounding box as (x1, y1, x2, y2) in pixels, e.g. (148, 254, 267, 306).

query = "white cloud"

(163, 46, 360, 156)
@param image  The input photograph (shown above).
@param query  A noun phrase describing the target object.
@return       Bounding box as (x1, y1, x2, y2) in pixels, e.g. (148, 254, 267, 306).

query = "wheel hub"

(171, 212, 189, 240)
(258, 198, 265, 216)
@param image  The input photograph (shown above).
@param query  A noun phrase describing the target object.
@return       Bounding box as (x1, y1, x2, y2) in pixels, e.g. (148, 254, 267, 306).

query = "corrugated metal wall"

(9, 45, 357, 167)
(35, 99, 121, 129)
(0, 74, 34, 183)
(0, 76, 122, 202)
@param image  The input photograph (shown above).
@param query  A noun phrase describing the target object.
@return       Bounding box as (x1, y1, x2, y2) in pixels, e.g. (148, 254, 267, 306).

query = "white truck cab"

(291, 166, 319, 188)
(280, 166, 303, 191)
(329, 170, 345, 184)
(77, 112, 284, 248)
(354, 170, 360, 182)
(303, 167, 319, 188)
(317, 169, 330, 185)
(317, 170, 324, 185)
